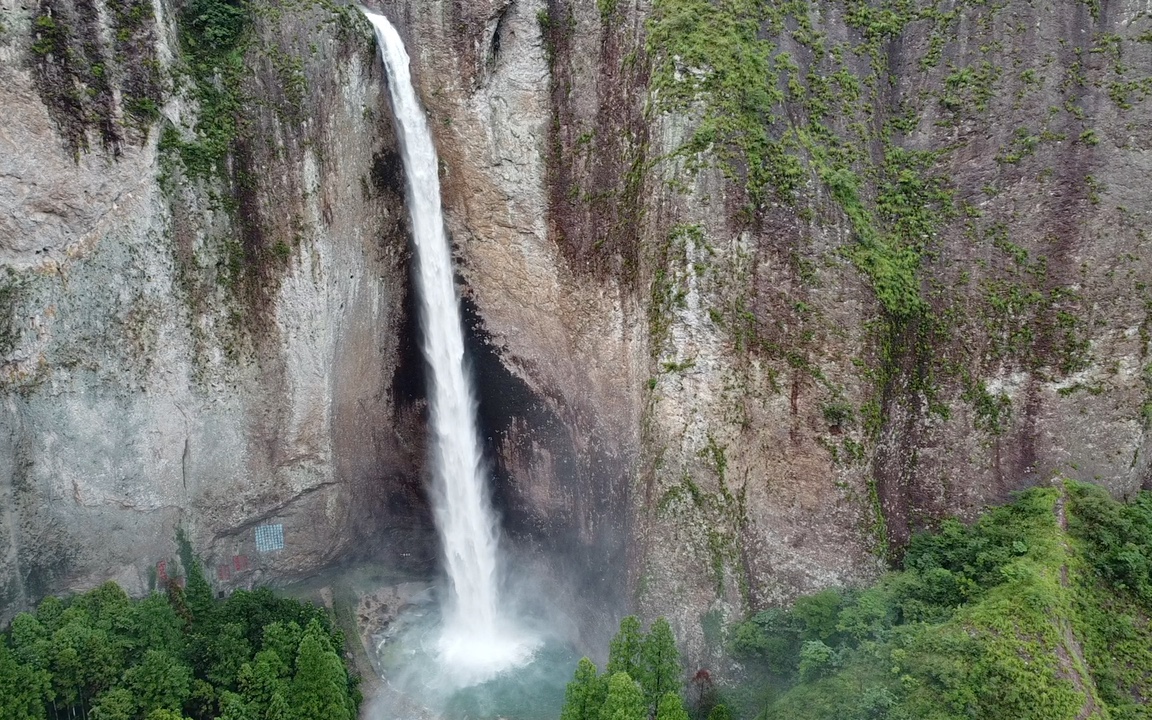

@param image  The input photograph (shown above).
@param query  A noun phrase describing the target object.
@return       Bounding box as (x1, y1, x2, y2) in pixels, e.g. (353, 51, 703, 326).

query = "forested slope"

(0, 549, 360, 720)
(562, 482, 1152, 720)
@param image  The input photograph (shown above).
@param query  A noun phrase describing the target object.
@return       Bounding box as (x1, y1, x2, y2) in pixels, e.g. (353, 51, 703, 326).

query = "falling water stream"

(364, 9, 537, 688)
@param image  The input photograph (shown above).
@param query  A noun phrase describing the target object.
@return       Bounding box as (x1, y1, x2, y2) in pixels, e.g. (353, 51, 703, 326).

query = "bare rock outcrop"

(0, 0, 431, 617)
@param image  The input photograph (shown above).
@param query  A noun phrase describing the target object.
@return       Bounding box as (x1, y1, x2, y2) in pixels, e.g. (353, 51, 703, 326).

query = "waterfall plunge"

(365, 10, 536, 687)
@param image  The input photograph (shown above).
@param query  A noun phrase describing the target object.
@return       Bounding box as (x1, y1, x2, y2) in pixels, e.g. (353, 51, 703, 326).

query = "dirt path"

(1052, 493, 1102, 720)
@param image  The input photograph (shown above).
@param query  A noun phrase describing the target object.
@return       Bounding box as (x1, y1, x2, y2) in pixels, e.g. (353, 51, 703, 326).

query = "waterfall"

(364, 10, 535, 686)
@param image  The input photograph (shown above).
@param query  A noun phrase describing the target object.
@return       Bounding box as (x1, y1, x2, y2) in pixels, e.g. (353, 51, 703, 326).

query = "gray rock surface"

(4, 0, 1152, 674)
(385, 0, 1152, 661)
(0, 0, 430, 618)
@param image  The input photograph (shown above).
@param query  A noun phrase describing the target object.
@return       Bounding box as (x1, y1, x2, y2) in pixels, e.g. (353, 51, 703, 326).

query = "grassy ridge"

(724, 482, 1151, 720)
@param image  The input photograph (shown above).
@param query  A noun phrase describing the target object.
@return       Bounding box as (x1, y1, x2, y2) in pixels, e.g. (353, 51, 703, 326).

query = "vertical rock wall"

(0, 0, 431, 618)
(4, 0, 1152, 669)
(384, 0, 1152, 662)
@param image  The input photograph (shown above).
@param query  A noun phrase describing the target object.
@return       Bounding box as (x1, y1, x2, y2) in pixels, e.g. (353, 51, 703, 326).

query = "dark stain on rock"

(541, 0, 649, 282)
(391, 264, 426, 410)
(108, 0, 165, 142)
(230, 136, 282, 341)
(29, 0, 122, 157)
(371, 148, 406, 197)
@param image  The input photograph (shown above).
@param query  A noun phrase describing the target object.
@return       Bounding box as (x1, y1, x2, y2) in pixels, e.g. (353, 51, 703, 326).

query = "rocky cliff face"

(4, 0, 1152, 669)
(377, 0, 648, 639)
(384, 0, 1152, 661)
(0, 0, 433, 616)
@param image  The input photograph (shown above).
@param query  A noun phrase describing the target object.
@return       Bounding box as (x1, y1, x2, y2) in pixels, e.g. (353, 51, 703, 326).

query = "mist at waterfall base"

(362, 9, 580, 717)
(365, 563, 583, 720)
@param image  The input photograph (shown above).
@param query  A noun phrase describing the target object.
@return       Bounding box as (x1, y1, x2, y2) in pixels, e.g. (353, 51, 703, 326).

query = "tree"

(850, 686, 897, 720)
(223, 589, 331, 649)
(166, 582, 194, 628)
(127, 593, 186, 661)
(705, 704, 731, 720)
(7, 571, 362, 720)
(191, 621, 251, 688)
(835, 588, 892, 643)
(288, 619, 351, 720)
(639, 618, 681, 715)
(729, 611, 802, 676)
(49, 611, 123, 712)
(217, 691, 256, 720)
(259, 621, 303, 673)
(655, 692, 690, 720)
(599, 672, 647, 720)
(8, 612, 51, 669)
(73, 582, 132, 634)
(145, 710, 192, 720)
(239, 648, 292, 718)
(184, 557, 215, 624)
(607, 616, 644, 678)
(186, 678, 218, 720)
(791, 590, 842, 641)
(0, 643, 49, 720)
(797, 640, 837, 681)
(561, 657, 606, 720)
(176, 528, 215, 624)
(92, 688, 137, 720)
(47, 631, 83, 711)
(266, 690, 293, 720)
(35, 595, 64, 632)
(124, 649, 192, 714)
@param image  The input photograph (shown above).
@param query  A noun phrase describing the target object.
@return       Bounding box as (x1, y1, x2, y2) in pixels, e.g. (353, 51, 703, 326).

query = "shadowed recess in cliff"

(461, 295, 630, 642)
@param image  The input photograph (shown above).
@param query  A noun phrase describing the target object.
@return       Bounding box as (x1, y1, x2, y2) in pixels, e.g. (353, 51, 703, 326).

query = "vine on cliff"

(645, 0, 1108, 495)
(641, 0, 1121, 565)
(27, 0, 165, 157)
(29, 0, 123, 157)
(164, 0, 252, 180)
(646, 0, 960, 321)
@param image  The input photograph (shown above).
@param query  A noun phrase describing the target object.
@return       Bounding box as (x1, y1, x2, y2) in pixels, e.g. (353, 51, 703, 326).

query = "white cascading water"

(364, 10, 536, 686)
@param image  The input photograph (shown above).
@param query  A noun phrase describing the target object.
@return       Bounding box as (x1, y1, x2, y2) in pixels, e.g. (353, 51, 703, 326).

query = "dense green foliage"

(561, 616, 712, 720)
(725, 483, 1152, 720)
(1065, 484, 1152, 719)
(0, 558, 359, 720)
(565, 484, 1151, 720)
